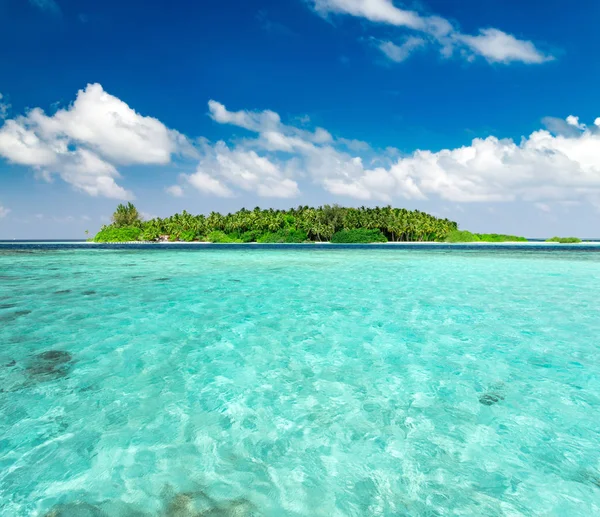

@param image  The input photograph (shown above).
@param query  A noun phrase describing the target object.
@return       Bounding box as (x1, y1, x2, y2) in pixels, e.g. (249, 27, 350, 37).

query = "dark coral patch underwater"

(25, 350, 74, 383)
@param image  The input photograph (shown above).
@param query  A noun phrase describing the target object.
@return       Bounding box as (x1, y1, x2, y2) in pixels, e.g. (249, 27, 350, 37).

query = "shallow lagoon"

(1, 246, 600, 516)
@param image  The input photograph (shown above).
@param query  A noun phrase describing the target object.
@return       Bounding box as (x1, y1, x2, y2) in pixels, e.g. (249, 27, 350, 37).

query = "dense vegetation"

(546, 237, 582, 243)
(93, 204, 462, 243)
(330, 229, 387, 243)
(445, 230, 527, 243)
(93, 226, 142, 243)
(111, 202, 142, 228)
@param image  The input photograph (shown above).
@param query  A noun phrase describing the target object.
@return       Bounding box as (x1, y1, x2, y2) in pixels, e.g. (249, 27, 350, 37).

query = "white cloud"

(310, 0, 551, 65)
(565, 115, 587, 131)
(0, 83, 190, 200)
(317, 120, 600, 203)
(184, 141, 299, 198)
(378, 37, 427, 63)
(457, 29, 551, 64)
(0, 204, 9, 218)
(166, 185, 184, 197)
(187, 171, 234, 198)
(208, 100, 282, 133)
(4, 90, 598, 210)
(313, 0, 424, 29)
(0, 119, 59, 167)
(58, 149, 130, 199)
(0, 94, 10, 120)
(28, 83, 184, 165)
(192, 101, 600, 208)
(208, 100, 332, 144)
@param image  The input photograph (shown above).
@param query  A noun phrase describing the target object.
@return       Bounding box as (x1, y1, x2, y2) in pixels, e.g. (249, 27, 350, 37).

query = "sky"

(1, 0, 600, 239)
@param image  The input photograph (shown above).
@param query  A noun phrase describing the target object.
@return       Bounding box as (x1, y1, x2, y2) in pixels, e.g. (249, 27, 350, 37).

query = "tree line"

(94, 203, 461, 243)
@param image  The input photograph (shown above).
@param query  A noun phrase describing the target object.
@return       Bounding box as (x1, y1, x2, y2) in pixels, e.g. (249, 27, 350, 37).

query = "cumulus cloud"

(165, 185, 184, 197)
(310, 0, 551, 65)
(187, 171, 234, 197)
(182, 100, 600, 207)
(0, 84, 190, 199)
(183, 141, 299, 198)
(4, 89, 598, 209)
(314, 119, 600, 204)
(0, 204, 9, 218)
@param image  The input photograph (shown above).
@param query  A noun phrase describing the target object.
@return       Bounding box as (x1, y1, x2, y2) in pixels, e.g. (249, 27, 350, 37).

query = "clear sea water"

(1, 246, 600, 516)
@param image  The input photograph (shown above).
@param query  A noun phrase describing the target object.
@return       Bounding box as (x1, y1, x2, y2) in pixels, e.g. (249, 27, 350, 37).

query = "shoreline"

(4, 240, 600, 246)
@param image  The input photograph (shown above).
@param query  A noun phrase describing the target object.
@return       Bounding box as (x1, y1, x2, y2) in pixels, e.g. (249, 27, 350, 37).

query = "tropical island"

(92, 203, 581, 244)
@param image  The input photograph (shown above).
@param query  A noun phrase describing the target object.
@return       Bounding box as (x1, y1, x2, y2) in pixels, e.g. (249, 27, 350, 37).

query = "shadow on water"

(0, 350, 75, 393)
(478, 382, 506, 407)
(25, 350, 74, 383)
(44, 487, 260, 517)
(0, 309, 32, 323)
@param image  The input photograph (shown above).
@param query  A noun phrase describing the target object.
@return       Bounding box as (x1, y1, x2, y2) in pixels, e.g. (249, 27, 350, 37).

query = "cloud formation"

(0, 94, 9, 120)
(457, 29, 551, 64)
(29, 0, 61, 15)
(182, 141, 299, 199)
(378, 37, 427, 63)
(311, 0, 551, 64)
(0, 204, 9, 218)
(165, 185, 184, 197)
(172, 101, 600, 207)
(0, 84, 189, 199)
(3, 86, 599, 209)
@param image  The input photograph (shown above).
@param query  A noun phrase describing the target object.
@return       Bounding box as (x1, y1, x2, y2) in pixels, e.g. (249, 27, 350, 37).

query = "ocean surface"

(1, 246, 600, 516)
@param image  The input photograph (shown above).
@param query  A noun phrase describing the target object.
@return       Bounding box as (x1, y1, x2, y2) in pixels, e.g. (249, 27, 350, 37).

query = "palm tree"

(112, 202, 141, 228)
(100, 203, 460, 243)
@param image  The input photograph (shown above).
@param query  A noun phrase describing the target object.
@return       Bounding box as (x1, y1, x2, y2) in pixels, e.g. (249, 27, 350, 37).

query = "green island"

(91, 203, 577, 244)
(545, 236, 582, 243)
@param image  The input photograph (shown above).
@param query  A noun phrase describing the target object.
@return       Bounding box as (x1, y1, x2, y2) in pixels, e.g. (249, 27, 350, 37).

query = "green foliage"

(445, 230, 527, 243)
(445, 230, 481, 243)
(206, 231, 243, 243)
(94, 204, 460, 243)
(93, 226, 142, 242)
(140, 226, 161, 242)
(476, 233, 528, 242)
(179, 230, 197, 242)
(331, 229, 387, 243)
(257, 229, 308, 243)
(111, 202, 141, 228)
(546, 236, 582, 243)
(238, 230, 262, 243)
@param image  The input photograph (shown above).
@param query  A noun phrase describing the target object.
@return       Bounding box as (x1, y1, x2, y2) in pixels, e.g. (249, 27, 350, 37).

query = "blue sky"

(1, 0, 600, 238)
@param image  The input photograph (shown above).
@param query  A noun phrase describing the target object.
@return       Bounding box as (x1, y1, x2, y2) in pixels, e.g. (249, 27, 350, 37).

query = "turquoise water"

(1, 248, 600, 516)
